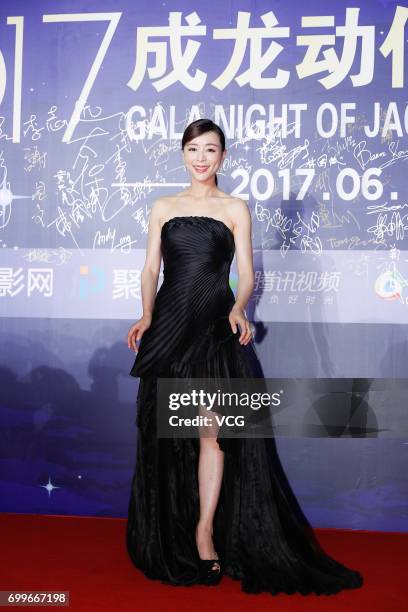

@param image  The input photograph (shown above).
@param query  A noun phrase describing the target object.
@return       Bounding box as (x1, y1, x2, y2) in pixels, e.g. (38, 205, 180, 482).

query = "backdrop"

(0, 0, 407, 530)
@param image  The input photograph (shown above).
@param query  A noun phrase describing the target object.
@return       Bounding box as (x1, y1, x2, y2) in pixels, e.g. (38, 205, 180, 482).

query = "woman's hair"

(181, 119, 226, 186)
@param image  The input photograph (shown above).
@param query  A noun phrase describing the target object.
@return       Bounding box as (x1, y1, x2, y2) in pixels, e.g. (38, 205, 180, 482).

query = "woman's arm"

(127, 199, 164, 352)
(139, 200, 164, 318)
(229, 199, 254, 345)
(231, 199, 254, 313)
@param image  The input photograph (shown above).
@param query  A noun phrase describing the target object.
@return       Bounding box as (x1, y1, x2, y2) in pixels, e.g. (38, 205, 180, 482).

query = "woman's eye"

(188, 147, 216, 152)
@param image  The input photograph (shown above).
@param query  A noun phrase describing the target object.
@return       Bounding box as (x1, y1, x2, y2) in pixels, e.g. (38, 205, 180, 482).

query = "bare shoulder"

(224, 196, 251, 230)
(229, 196, 249, 215)
(147, 198, 169, 234)
(150, 196, 175, 220)
(151, 195, 175, 209)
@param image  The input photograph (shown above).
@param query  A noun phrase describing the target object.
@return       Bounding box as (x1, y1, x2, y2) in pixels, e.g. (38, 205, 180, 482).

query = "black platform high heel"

(198, 558, 222, 586)
(196, 524, 222, 586)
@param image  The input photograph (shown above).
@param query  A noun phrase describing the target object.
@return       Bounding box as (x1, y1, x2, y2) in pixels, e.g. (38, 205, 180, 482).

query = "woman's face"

(182, 131, 226, 183)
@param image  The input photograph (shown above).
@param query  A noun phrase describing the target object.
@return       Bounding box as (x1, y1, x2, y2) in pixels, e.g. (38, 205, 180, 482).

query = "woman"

(126, 118, 364, 595)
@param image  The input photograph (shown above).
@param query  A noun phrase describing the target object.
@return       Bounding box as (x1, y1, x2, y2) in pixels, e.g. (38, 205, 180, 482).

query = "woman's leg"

(196, 405, 224, 568)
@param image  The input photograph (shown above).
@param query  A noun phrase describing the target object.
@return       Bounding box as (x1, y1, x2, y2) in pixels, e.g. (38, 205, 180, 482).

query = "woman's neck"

(184, 179, 219, 198)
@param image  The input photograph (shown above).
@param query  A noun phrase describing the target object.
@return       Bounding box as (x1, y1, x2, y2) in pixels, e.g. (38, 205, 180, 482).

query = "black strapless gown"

(126, 215, 363, 595)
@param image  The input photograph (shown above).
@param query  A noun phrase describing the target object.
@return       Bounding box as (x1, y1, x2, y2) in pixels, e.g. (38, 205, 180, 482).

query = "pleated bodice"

(130, 216, 237, 378)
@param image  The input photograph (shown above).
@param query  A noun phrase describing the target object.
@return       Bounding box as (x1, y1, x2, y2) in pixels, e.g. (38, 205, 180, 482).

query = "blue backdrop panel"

(0, 0, 407, 530)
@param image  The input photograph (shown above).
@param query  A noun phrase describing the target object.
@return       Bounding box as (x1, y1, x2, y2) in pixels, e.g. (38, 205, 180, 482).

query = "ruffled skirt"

(126, 316, 364, 595)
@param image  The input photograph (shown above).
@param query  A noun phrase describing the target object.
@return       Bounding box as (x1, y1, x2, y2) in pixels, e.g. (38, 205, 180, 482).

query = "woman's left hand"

(229, 305, 253, 345)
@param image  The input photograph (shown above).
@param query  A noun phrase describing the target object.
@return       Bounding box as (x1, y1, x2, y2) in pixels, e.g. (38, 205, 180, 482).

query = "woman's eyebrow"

(189, 142, 220, 147)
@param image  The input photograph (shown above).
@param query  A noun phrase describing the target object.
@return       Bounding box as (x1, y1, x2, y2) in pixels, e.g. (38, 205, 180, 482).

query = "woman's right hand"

(127, 314, 152, 352)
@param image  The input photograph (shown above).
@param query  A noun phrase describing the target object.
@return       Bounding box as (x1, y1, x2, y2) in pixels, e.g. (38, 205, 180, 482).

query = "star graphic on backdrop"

(40, 476, 60, 498)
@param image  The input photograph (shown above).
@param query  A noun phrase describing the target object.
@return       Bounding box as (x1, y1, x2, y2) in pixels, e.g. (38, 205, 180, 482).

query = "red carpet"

(0, 513, 405, 611)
